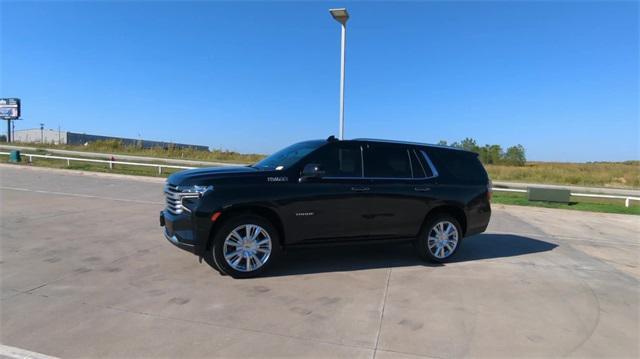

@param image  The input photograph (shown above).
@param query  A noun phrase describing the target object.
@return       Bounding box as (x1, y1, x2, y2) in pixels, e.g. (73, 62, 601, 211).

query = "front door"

(282, 142, 370, 243)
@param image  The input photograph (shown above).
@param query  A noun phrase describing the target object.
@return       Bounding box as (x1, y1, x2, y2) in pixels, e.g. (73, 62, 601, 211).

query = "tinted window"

(425, 147, 487, 184)
(410, 149, 431, 178)
(254, 140, 325, 170)
(364, 144, 412, 178)
(305, 144, 362, 177)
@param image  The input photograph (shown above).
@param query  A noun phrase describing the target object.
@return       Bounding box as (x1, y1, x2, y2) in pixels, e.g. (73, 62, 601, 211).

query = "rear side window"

(364, 144, 412, 178)
(305, 144, 362, 177)
(410, 149, 433, 178)
(424, 147, 487, 184)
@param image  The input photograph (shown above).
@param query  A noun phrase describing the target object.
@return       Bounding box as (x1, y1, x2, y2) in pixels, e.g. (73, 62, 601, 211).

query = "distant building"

(13, 128, 208, 151)
(13, 128, 66, 145)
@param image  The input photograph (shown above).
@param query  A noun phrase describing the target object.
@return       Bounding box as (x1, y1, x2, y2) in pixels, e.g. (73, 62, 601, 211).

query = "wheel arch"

(422, 204, 468, 236)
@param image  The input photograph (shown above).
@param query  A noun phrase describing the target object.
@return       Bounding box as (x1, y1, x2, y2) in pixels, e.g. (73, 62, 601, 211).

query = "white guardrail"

(2, 151, 639, 207)
(0, 151, 194, 175)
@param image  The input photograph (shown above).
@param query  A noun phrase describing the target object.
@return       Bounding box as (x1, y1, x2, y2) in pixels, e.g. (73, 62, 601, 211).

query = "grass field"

(486, 161, 639, 189)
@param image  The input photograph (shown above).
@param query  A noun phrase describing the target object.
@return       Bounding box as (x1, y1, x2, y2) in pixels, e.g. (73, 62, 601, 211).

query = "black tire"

(414, 214, 462, 263)
(212, 214, 281, 279)
(202, 246, 226, 276)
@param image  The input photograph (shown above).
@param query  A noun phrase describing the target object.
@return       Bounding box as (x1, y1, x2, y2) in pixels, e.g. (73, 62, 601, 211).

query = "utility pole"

(40, 123, 44, 143)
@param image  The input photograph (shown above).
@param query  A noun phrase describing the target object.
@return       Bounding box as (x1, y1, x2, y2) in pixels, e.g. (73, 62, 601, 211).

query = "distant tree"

(478, 146, 488, 164)
(437, 140, 448, 146)
(0, 135, 6, 142)
(445, 137, 526, 166)
(504, 145, 526, 166)
(481, 144, 503, 164)
(459, 138, 479, 153)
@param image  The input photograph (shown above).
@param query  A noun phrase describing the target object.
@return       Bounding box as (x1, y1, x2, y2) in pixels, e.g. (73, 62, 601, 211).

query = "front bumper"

(160, 211, 196, 253)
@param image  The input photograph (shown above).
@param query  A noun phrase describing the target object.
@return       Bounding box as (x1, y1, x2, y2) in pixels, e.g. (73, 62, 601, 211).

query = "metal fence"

(2, 151, 639, 207)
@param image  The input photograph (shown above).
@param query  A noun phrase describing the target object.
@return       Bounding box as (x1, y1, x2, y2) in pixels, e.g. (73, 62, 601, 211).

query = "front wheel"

(212, 215, 281, 278)
(414, 215, 462, 262)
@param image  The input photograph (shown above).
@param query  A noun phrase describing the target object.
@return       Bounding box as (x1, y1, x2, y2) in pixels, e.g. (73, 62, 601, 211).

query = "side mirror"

(300, 163, 325, 181)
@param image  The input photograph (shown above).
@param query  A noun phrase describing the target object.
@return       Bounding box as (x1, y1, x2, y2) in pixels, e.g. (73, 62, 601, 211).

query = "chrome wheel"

(427, 221, 459, 259)
(223, 224, 272, 272)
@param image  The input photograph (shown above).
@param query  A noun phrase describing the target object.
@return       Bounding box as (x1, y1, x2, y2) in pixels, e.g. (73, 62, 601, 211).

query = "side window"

(364, 144, 413, 178)
(410, 149, 429, 178)
(305, 144, 362, 177)
(426, 147, 487, 184)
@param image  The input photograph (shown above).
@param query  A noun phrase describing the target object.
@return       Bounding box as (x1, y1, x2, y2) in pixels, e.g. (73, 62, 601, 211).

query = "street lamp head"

(329, 8, 349, 25)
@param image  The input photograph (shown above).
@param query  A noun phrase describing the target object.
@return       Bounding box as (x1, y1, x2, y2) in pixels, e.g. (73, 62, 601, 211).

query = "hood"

(167, 166, 262, 185)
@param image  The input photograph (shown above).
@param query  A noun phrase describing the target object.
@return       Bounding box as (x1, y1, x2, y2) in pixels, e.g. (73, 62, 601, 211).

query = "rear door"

(364, 143, 435, 239)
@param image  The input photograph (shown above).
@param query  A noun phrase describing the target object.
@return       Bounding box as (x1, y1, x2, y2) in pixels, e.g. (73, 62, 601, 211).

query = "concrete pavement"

(1, 166, 638, 358)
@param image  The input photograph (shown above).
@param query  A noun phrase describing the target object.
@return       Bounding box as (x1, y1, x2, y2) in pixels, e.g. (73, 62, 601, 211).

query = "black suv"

(160, 137, 491, 278)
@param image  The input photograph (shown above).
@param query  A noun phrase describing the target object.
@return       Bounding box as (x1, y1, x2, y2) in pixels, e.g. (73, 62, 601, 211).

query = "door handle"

(414, 187, 431, 192)
(351, 186, 370, 192)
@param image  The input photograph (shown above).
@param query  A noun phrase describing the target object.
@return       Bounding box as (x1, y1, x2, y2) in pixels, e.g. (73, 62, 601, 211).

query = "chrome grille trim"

(164, 183, 184, 214)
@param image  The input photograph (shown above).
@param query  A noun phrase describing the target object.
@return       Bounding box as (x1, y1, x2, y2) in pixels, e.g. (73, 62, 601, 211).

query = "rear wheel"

(212, 215, 281, 278)
(414, 215, 462, 262)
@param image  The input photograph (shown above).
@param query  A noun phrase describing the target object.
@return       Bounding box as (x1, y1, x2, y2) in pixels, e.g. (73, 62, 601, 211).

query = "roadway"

(1, 165, 638, 358)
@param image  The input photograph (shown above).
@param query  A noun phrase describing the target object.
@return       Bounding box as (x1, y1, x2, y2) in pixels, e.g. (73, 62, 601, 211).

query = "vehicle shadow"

(255, 233, 558, 277)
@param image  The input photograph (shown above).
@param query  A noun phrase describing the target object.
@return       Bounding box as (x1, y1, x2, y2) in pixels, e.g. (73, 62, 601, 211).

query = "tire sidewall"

(415, 215, 462, 262)
(212, 215, 281, 278)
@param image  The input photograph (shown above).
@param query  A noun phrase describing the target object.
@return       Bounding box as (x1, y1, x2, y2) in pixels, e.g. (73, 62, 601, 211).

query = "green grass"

(492, 191, 640, 215)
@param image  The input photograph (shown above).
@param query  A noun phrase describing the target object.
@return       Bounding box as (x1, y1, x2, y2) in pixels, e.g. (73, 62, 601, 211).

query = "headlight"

(177, 185, 213, 213)
(179, 185, 214, 196)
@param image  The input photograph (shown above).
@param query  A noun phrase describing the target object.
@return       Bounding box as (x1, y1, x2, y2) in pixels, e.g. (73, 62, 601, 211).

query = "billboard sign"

(0, 98, 20, 119)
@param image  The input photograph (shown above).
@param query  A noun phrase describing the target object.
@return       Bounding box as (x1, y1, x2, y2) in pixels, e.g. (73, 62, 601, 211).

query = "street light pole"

(330, 8, 349, 140)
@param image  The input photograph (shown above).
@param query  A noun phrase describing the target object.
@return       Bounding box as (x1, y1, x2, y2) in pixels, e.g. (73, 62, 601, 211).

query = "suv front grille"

(164, 183, 184, 215)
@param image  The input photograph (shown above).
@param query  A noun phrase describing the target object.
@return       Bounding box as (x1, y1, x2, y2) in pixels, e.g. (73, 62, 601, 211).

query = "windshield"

(253, 140, 325, 170)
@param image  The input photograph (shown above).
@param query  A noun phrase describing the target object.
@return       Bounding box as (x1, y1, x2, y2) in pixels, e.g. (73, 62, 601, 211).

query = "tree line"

(437, 138, 526, 166)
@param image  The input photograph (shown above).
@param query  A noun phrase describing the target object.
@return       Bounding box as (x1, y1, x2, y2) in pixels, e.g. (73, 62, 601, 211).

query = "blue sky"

(1, 1, 638, 162)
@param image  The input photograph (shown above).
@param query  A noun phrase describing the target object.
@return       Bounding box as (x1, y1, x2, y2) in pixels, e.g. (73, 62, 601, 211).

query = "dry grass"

(487, 161, 640, 189)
